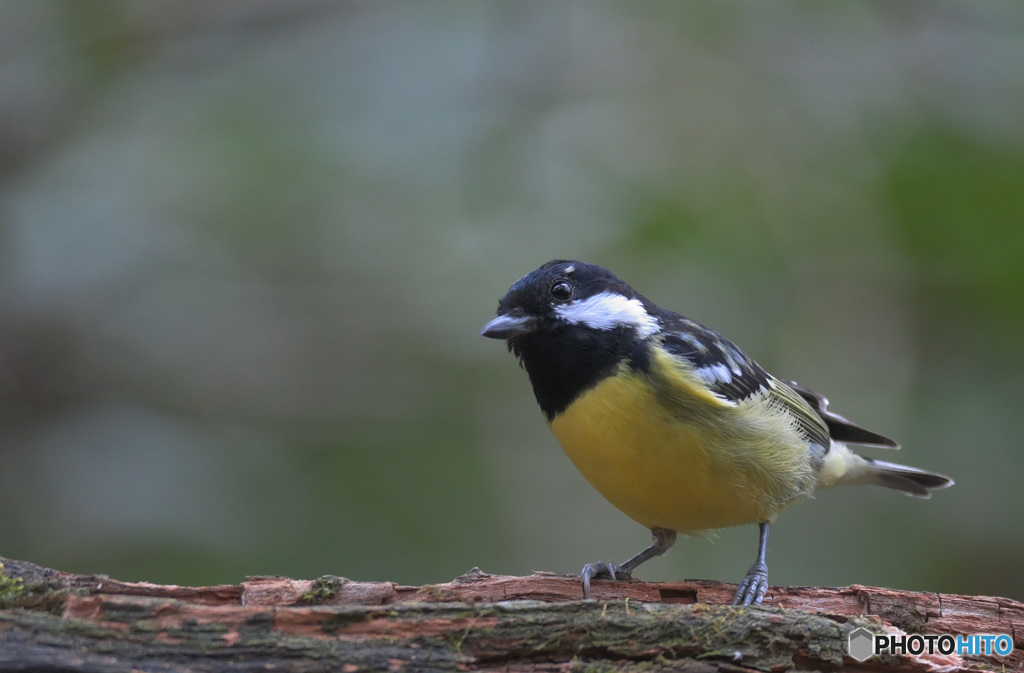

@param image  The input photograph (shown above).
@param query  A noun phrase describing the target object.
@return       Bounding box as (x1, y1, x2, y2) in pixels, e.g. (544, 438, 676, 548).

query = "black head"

(480, 260, 658, 342)
(481, 260, 660, 419)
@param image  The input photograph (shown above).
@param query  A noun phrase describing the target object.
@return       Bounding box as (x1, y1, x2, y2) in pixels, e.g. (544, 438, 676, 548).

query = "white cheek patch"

(555, 291, 659, 337)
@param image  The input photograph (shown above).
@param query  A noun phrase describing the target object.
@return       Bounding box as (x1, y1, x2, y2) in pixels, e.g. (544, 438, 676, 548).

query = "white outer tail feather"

(820, 443, 953, 497)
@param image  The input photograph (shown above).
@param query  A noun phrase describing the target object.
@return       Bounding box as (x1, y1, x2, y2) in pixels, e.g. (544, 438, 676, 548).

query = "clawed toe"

(580, 561, 629, 597)
(732, 562, 768, 605)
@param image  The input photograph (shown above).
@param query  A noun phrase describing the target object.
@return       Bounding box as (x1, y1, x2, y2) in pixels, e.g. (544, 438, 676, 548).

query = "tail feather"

(864, 458, 954, 498)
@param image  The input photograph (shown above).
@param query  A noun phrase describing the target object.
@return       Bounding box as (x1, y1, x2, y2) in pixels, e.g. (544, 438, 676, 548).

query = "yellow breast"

(548, 364, 809, 532)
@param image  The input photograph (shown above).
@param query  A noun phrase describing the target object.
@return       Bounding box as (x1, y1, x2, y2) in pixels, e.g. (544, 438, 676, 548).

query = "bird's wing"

(658, 324, 770, 402)
(782, 379, 900, 449)
(657, 321, 832, 448)
(764, 377, 832, 449)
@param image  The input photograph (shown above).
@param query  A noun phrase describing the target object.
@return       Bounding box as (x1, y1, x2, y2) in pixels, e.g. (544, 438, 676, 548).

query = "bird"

(480, 260, 953, 605)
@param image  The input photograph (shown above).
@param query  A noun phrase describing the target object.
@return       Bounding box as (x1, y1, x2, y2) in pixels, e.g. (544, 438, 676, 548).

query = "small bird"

(481, 260, 953, 605)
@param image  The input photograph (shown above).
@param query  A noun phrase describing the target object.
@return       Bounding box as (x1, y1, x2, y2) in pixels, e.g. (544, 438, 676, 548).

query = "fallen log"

(1, 556, 1019, 672)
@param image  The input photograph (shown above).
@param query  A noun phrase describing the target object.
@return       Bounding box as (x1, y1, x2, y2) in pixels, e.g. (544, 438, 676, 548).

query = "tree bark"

(0, 556, 1019, 672)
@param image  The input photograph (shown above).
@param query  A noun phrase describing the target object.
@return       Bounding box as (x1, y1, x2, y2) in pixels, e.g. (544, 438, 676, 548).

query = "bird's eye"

(550, 280, 572, 301)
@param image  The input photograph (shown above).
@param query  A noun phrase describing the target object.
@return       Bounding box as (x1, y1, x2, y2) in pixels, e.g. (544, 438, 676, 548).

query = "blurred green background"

(1, 1, 1022, 601)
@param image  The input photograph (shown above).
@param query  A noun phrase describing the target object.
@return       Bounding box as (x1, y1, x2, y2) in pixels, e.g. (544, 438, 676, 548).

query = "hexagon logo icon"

(848, 627, 875, 662)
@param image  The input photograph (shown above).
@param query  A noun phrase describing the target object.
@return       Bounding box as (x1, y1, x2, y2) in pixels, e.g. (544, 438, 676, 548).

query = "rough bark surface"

(0, 556, 1020, 672)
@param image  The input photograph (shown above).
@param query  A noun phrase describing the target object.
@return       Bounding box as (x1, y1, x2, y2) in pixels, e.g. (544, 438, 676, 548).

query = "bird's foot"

(580, 561, 630, 597)
(732, 562, 768, 606)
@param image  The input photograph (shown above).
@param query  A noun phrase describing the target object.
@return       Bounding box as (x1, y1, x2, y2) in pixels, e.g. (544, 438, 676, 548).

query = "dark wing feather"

(657, 317, 833, 448)
(784, 379, 900, 449)
(765, 378, 832, 449)
(658, 322, 771, 403)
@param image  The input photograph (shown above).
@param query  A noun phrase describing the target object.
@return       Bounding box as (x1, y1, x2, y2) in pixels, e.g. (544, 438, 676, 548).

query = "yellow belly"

(548, 368, 805, 532)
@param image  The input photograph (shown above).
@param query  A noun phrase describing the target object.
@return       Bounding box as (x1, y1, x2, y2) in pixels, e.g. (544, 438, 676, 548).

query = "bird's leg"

(581, 527, 677, 597)
(733, 521, 770, 605)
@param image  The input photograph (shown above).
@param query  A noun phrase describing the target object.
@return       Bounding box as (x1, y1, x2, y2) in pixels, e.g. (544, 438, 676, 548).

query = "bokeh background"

(1, 1, 1022, 601)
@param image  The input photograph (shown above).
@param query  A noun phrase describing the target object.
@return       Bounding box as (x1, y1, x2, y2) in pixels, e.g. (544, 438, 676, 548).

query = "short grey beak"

(480, 313, 536, 339)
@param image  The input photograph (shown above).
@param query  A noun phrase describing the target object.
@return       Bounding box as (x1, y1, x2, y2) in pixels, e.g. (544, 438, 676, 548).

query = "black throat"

(511, 324, 651, 421)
